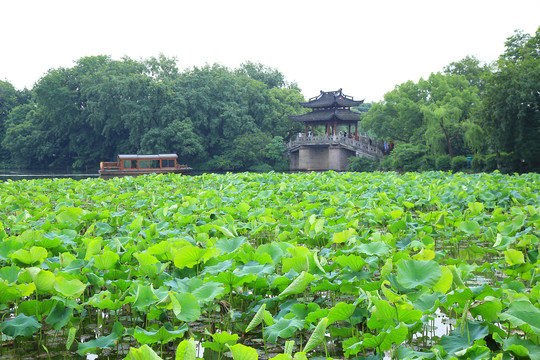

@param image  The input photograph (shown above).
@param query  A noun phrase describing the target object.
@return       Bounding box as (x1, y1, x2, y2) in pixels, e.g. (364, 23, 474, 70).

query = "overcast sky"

(1, 0, 539, 102)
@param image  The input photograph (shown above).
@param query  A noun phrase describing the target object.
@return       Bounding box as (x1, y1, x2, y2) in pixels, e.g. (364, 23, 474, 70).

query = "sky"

(1, 0, 539, 102)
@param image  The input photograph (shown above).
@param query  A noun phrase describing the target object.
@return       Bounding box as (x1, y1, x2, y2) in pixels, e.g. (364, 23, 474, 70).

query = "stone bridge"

(285, 135, 383, 171)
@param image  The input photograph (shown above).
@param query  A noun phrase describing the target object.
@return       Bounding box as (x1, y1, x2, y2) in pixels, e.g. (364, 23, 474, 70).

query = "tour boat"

(99, 154, 191, 179)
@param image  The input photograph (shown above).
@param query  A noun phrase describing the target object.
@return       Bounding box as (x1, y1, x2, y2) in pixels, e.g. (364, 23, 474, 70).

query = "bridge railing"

(286, 135, 383, 157)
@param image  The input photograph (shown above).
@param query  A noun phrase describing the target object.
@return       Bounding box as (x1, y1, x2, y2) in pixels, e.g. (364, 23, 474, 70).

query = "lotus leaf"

(175, 338, 197, 360)
(171, 293, 201, 322)
(125, 344, 163, 360)
(54, 276, 86, 298)
(1, 313, 41, 338)
(228, 343, 258, 360)
(499, 300, 540, 336)
(10, 246, 47, 265)
(439, 320, 489, 354)
(303, 317, 328, 353)
(495, 334, 540, 360)
(278, 271, 315, 298)
(133, 324, 188, 344)
(396, 259, 442, 288)
(264, 318, 304, 344)
(327, 302, 356, 325)
(203, 331, 239, 352)
(45, 302, 73, 330)
(77, 321, 124, 355)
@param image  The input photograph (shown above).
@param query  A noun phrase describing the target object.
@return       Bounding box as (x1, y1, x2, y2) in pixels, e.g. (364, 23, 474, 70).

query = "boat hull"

(99, 168, 192, 179)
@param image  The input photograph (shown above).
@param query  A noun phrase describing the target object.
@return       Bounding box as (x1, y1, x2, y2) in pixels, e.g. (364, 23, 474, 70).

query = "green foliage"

(451, 155, 468, 172)
(0, 58, 304, 171)
(0, 150, 539, 359)
(435, 154, 451, 171)
(347, 156, 378, 172)
(380, 143, 428, 172)
(472, 154, 485, 172)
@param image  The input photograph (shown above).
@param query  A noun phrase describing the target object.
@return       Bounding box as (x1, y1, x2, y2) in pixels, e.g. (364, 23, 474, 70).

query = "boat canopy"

(117, 154, 178, 160)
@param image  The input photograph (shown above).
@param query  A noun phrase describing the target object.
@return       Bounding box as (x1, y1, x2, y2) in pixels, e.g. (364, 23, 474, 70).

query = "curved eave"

(300, 98, 364, 108)
(288, 109, 361, 122)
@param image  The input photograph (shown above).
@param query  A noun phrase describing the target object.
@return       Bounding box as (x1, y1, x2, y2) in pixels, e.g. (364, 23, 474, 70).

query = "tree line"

(0, 57, 304, 172)
(355, 28, 540, 173)
(1, 28, 538, 173)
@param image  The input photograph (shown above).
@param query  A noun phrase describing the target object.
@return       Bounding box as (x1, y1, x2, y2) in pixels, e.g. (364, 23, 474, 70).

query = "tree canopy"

(1, 57, 305, 171)
(361, 27, 540, 173)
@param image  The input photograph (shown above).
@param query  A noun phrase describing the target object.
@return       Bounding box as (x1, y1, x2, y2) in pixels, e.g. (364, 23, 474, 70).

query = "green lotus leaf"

(54, 276, 86, 298)
(77, 321, 124, 355)
(176, 338, 197, 360)
(174, 245, 219, 269)
(278, 271, 315, 298)
(94, 250, 120, 270)
(1, 313, 41, 338)
(469, 296, 502, 322)
(356, 322, 408, 352)
(171, 293, 200, 322)
(84, 237, 102, 261)
(246, 304, 267, 333)
(125, 344, 162, 360)
(458, 220, 480, 235)
(228, 343, 258, 360)
(396, 259, 442, 288)
(303, 317, 328, 353)
(132, 284, 159, 310)
(335, 255, 365, 272)
(264, 318, 304, 344)
(133, 324, 188, 345)
(33, 269, 56, 294)
(215, 237, 247, 253)
(45, 302, 73, 330)
(499, 300, 540, 336)
(356, 242, 391, 257)
(10, 246, 47, 265)
(0, 266, 20, 283)
(17, 299, 55, 321)
(287, 303, 320, 321)
(440, 321, 488, 354)
(495, 334, 540, 360)
(327, 302, 356, 325)
(332, 228, 356, 244)
(203, 332, 239, 352)
(56, 207, 86, 229)
(0, 239, 25, 262)
(86, 290, 126, 311)
(504, 248, 525, 266)
(235, 262, 275, 277)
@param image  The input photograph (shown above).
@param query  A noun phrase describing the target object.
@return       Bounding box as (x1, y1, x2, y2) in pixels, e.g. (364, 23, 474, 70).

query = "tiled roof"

(288, 109, 361, 122)
(300, 89, 363, 108)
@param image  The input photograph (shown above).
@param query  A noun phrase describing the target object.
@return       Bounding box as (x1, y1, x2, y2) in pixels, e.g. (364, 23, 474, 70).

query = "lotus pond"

(0, 171, 539, 360)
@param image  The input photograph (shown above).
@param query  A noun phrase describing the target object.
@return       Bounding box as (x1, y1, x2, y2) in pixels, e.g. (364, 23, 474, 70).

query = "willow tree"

(419, 73, 481, 157)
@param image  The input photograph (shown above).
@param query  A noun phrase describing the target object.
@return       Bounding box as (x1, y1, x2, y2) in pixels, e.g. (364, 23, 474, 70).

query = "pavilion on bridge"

(286, 89, 382, 171)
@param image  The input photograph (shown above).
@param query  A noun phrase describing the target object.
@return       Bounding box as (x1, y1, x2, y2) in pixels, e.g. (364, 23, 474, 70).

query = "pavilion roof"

(288, 109, 361, 122)
(300, 89, 363, 108)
